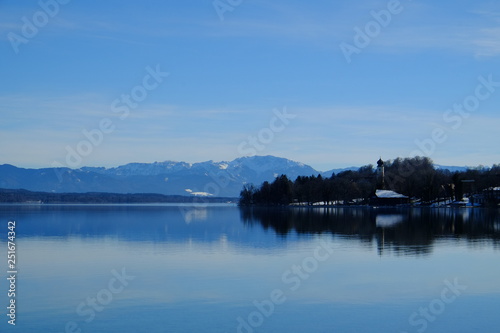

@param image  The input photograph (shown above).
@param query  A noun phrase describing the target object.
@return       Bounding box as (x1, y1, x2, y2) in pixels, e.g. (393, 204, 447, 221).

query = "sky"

(1, 0, 499, 171)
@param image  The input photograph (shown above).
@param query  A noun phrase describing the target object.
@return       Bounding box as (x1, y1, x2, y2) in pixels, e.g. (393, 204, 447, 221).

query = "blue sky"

(1, 0, 499, 171)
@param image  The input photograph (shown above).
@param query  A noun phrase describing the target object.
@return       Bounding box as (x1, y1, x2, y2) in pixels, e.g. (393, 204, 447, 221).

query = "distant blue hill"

(434, 165, 469, 173)
(321, 166, 359, 177)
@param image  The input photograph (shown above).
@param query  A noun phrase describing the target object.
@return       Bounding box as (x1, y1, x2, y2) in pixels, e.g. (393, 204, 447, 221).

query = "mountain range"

(0, 156, 467, 197)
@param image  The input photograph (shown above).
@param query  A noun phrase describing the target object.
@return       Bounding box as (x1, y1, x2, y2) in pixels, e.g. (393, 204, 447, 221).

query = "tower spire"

(376, 157, 385, 190)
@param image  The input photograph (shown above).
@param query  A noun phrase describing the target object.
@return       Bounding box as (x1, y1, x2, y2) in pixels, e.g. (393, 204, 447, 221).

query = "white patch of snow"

(375, 190, 408, 198)
(185, 188, 213, 197)
(190, 191, 213, 197)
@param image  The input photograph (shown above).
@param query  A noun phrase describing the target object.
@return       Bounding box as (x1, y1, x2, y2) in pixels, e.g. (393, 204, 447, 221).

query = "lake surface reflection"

(0, 204, 499, 333)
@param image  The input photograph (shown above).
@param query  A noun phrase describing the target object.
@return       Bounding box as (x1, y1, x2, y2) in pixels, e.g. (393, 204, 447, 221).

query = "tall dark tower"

(376, 157, 385, 189)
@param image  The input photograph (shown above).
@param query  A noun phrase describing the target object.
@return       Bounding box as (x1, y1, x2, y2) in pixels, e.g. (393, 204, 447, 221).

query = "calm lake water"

(1, 204, 499, 333)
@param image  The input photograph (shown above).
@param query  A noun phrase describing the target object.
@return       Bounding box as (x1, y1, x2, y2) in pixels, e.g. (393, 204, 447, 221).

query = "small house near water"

(370, 189, 410, 206)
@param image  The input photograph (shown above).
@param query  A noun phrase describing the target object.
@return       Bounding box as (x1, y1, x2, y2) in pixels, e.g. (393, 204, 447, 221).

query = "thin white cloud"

(472, 28, 500, 57)
(3, 0, 499, 58)
(363, 23, 500, 58)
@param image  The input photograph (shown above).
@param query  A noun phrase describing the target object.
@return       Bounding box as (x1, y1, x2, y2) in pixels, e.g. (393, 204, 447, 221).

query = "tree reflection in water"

(239, 207, 500, 256)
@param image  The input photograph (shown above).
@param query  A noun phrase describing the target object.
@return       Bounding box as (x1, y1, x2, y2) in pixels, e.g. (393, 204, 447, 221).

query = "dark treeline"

(239, 156, 500, 206)
(0, 188, 236, 204)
